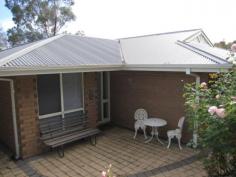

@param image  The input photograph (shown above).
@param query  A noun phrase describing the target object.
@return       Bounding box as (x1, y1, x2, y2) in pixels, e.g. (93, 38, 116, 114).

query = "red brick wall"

(84, 72, 99, 127)
(14, 76, 41, 158)
(0, 81, 15, 153)
(11, 73, 99, 158)
(110, 71, 209, 142)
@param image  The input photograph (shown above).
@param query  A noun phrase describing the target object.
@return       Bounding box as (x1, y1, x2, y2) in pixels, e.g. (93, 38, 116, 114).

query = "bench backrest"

(39, 111, 88, 140)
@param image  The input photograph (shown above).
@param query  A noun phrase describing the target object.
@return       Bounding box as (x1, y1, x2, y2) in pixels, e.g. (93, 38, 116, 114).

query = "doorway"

(99, 72, 110, 124)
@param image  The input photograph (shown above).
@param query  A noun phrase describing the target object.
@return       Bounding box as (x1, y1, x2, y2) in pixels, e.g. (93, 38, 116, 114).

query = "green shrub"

(184, 71, 236, 177)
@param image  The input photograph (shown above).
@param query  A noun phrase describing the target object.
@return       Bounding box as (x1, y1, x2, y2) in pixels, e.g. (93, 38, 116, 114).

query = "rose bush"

(102, 164, 115, 177)
(184, 71, 236, 177)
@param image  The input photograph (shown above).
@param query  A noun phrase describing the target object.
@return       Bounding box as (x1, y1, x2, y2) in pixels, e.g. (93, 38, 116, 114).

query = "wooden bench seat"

(39, 112, 100, 157)
(43, 128, 100, 148)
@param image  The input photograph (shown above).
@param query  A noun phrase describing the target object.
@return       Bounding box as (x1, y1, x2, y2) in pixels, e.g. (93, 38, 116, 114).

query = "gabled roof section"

(0, 34, 123, 69)
(183, 30, 213, 46)
(119, 29, 231, 70)
(177, 41, 229, 64)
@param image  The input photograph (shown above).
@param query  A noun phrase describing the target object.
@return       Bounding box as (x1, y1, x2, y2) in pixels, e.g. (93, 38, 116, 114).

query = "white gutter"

(0, 78, 20, 159)
(0, 63, 232, 77)
(0, 65, 123, 76)
(186, 69, 200, 148)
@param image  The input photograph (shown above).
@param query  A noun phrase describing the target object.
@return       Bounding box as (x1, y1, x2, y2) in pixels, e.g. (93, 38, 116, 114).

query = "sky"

(0, 0, 236, 43)
(0, 0, 14, 30)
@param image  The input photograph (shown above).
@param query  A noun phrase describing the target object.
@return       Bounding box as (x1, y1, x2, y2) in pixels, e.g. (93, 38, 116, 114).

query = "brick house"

(0, 29, 232, 159)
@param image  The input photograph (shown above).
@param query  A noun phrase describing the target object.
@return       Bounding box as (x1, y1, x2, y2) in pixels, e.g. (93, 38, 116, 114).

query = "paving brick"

(0, 127, 207, 177)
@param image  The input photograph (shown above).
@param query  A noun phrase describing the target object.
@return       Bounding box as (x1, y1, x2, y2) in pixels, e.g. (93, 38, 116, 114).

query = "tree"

(214, 40, 236, 50)
(5, 0, 76, 46)
(0, 27, 8, 50)
(75, 30, 85, 37)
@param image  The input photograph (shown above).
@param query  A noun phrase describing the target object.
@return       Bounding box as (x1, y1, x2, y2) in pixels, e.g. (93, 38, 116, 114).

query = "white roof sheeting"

(119, 29, 228, 65)
(184, 42, 230, 62)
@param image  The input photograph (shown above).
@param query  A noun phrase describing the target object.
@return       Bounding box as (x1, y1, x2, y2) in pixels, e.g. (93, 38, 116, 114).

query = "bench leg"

(57, 145, 64, 158)
(90, 136, 97, 146)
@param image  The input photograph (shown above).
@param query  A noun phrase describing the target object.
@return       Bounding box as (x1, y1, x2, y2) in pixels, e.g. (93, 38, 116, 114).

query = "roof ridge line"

(118, 40, 126, 64)
(118, 29, 201, 40)
(176, 41, 220, 64)
(178, 41, 229, 63)
(0, 34, 65, 67)
(67, 34, 118, 41)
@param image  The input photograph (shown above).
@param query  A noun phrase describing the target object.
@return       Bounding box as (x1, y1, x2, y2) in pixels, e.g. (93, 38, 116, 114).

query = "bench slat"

(44, 128, 100, 147)
(39, 115, 87, 128)
(40, 124, 88, 140)
(39, 112, 100, 154)
(40, 120, 88, 135)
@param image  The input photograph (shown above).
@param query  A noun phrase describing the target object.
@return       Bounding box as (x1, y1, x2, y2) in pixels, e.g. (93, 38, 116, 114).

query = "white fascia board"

(123, 64, 232, 72)
(0, 65, 123, 76)
(0, 34, 65, 67)
(0, 64, 232, 76)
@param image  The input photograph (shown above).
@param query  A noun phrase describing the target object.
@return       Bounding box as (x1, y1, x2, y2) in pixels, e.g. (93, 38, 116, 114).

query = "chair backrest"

(177, 117, 185, 130)
(134, 108, 148, 120)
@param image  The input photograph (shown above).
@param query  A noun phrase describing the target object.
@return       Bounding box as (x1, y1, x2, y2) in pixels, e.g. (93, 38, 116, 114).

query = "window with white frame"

(37, 73, 84, 119)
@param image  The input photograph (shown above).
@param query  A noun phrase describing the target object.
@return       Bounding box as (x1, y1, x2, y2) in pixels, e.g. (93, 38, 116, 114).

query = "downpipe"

(0, 78, 20, 159)
(186, 69, 200, 148)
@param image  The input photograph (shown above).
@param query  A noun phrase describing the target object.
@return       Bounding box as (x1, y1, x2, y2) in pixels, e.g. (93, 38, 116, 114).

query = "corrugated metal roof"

(119, 29, 229, 66)
(0, 40, 41, 61)
(184, 42, 229, 61)
(0, 29, 232, 76)
(119, 29, 201, 40)
(1, 35, 122, 68)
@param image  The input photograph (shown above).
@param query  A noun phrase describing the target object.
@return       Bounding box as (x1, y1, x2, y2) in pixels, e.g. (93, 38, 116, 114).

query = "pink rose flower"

(215, 108, 226, 118)
(231, 44, 236, 52)
(215, 95, 220, 99)
(231, 96, 236, 101)
(102, 171, 107, 177)
(200, 82, 208, 89)
(208, 106, 217, 115)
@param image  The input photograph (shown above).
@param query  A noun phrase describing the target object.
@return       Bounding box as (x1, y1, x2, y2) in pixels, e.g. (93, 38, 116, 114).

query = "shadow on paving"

(124, 155, 198, 177)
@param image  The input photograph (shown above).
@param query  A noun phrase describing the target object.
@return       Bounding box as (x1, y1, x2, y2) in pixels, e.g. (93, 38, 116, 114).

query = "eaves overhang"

(0, 63, 233, 77)
(0, 64, 123, 76)
(122, 64, 233, 73)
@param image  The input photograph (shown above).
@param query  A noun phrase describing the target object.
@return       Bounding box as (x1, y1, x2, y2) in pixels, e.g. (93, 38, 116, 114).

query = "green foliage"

(5, 0, 76, 46)
(214, 41, 236, 50)
(184, 72, 236, 177)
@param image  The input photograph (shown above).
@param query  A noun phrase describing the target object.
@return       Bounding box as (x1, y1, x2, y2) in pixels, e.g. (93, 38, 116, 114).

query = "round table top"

(143, 118, 167, 127)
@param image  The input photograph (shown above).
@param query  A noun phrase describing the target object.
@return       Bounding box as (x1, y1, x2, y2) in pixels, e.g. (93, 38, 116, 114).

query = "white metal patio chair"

(167, 117, 185, 150)
(133, 108, 148, 140)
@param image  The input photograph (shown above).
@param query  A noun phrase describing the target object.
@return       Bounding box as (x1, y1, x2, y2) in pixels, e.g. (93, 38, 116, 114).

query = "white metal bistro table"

(143, 118, 167, 144)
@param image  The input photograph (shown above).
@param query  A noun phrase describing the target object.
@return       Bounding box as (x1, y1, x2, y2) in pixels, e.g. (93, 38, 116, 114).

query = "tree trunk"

(53, 0, 58, 36)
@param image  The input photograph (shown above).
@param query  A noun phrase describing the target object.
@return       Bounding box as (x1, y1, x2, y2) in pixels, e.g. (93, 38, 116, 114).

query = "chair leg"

(177, 137, 182, 150)
(90, 136, 97, 146)
(57, 145, 64, 158)
(167, 137, 172, 149)
(143, 127, 147, 139)
(134, 129, 138, 139)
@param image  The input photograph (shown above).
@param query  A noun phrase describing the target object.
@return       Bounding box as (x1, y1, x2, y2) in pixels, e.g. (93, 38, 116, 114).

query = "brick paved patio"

(0, 127, 207, 177)
(0, 150, 27, 177)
